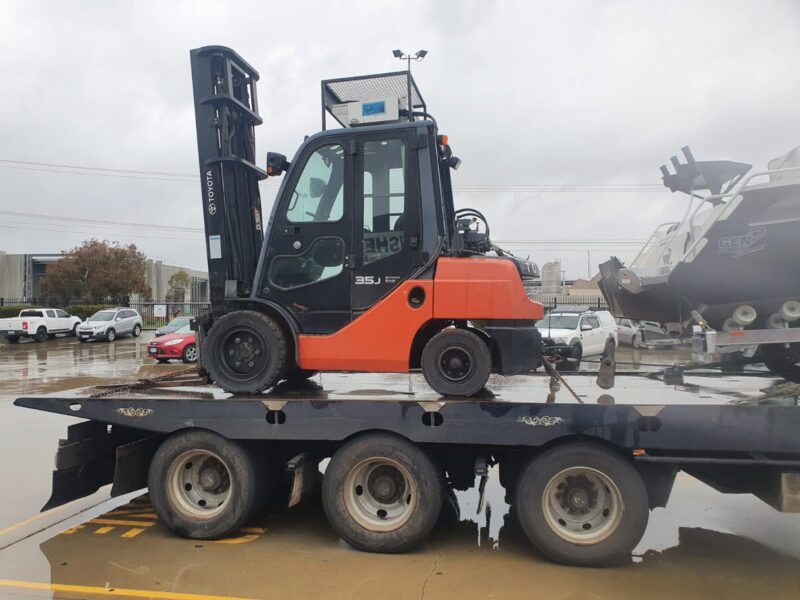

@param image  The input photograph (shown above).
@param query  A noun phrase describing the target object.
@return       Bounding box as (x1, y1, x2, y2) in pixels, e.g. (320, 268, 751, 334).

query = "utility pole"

(587, 250, 591, 279)
(392, 49, 427, 120)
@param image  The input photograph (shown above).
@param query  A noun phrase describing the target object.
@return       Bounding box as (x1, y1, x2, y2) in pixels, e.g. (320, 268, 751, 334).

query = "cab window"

(286, 144, 344, 223)
(362, 139, 405, 265)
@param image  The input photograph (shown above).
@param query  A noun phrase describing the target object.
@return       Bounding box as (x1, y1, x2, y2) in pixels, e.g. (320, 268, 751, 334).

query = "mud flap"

(42, 421, 161, 512)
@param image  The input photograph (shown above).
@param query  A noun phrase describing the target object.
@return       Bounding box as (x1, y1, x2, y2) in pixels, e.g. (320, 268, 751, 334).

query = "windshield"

(175, 325, 192, 334)
(89, 311, 116, 322)
(538, 314, 580, 330)
(167, 317, 191, 327)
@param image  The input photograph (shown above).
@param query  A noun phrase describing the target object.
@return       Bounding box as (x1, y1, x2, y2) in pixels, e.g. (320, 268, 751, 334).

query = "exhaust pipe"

(732, 304, 757, 327)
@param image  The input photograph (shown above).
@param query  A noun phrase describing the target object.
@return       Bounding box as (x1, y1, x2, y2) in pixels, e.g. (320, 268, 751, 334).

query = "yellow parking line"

(239, 527, 266, 534)
(211, 534, 260, 545)
(121, 527, 145, 538)
(0, 578, 258, 600)
(89, 518, 156, 528)
(94, 526, 115, 535)
(63, 525, 86, 535)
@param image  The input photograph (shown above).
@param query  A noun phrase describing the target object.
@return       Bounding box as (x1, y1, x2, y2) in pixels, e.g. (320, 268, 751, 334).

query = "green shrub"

(65, 304, 115, 320)
(0, 305, 30, 319)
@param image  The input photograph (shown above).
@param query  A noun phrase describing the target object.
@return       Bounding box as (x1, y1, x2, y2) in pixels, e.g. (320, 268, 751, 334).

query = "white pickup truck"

(0, 308, 82, 343)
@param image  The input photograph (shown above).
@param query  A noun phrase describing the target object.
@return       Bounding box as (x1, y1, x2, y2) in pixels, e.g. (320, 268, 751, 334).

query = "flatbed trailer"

(14, 370, 800, 567)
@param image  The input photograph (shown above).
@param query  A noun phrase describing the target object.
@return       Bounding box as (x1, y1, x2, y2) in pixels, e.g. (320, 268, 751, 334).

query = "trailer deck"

(14, 369, 800, 567)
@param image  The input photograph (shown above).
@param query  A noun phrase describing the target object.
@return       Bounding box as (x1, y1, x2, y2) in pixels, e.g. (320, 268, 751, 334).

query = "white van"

(537, 309, 618, 368)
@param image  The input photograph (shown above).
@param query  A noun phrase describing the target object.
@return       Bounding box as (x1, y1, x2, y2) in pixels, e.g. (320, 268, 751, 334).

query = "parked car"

(538, 309, 618, 369)
(616, 318, 672, 347)
(147, 325, 197, 363)
(0, 308, 82, 343)
(76, 308, 143, 342)
(155, 316, 192, 337)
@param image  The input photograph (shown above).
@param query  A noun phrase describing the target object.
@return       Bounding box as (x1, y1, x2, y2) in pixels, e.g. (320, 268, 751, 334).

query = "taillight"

(22, 322, 28, 330)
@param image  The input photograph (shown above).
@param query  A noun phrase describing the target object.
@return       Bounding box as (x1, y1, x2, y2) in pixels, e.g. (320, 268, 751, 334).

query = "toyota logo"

(208, 203, 217, 215)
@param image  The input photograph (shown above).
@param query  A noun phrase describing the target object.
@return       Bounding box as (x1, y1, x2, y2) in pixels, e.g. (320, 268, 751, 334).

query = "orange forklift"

(190, 46, 544, 396)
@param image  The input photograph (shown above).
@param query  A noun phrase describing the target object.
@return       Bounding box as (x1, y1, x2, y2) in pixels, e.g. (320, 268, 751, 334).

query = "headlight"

(164, 338, 183, 346)
(552, 337, 566, 344)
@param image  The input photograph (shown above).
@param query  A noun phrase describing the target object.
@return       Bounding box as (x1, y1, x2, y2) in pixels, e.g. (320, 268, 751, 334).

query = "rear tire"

(148, 430, 264, 540)
(203, 310, 288, 395)
(182, 344, 198, 364)
(515, 441, 649, 567)
(322, 433, 444, 553)
(421, 328, 491, 396)
(71, 323, 79, 337)
(7, 335, 20, 344)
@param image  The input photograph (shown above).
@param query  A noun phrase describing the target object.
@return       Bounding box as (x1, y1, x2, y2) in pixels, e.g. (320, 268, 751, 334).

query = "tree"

(41, 239, 151, 302)
(166, 270, 191, 303)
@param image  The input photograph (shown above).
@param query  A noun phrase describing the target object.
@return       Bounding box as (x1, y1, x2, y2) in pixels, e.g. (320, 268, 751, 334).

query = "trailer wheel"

(322, 433, 444, 553)
(421, 328, 491, 396)
(204, 310, 288, 395)
(515, 441, 648, 567)
(148, 430, 263, 540)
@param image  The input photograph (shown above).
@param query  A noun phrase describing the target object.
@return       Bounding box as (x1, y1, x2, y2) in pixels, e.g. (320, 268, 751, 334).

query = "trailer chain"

(88, 367, 203, 399)
(543, 358, 584, 404)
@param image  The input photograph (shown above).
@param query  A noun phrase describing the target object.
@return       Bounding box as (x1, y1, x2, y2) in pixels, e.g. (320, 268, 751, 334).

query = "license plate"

(148, 347, 158, 354)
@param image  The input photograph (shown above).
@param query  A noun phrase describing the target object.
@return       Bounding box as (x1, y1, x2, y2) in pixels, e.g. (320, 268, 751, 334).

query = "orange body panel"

(433, 257, 544, 320)
(298, 280, 434, 372)
(297, 257, 543, 373)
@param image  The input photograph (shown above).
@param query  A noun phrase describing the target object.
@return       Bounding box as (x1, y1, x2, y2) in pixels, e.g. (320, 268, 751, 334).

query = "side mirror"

(116, 317, 122, 322)
(581, 323, 592, 331)
(266, 152, 290, 177)
(309, 177, 326, 198)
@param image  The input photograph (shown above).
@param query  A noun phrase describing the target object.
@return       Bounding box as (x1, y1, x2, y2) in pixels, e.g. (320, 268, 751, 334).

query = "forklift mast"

(190, 46, 268, 317)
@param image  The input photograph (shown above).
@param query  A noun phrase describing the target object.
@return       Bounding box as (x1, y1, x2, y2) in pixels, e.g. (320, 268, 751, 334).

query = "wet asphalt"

(0, 334, 798, 599)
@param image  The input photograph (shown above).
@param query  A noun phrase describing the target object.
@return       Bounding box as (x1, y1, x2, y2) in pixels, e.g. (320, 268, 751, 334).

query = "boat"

(599, 145, 800, 372)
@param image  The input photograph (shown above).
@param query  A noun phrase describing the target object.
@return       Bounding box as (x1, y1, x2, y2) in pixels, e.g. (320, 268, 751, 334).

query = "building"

(0, 251, 209, 303)
(566, 273, 604, 298)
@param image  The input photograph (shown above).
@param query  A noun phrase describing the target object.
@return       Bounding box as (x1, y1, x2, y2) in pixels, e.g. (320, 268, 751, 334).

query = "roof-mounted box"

(321, 71, 427, 130)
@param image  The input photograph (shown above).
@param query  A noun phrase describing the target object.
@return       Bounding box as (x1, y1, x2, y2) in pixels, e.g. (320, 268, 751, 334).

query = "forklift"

(190, 46, 544, 396)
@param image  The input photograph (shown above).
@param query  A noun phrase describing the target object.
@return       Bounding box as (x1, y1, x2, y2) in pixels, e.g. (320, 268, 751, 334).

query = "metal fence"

(539, 295, 608, 312)
(129, 302, 211, 330)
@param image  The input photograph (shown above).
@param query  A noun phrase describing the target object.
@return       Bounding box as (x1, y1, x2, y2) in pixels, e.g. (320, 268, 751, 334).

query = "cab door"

(262, 140, 354, 334)
(352, 131, 422, 313)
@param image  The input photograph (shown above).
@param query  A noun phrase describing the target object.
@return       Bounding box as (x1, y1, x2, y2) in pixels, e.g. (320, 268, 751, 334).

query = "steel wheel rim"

(184, 345, 198, 362)
(542, 466, 624, 545)
(437, 345, 475, 383)
(343, 457, 418, 532)
(219, 326, 269, 380)
(167, 450, 232, 519)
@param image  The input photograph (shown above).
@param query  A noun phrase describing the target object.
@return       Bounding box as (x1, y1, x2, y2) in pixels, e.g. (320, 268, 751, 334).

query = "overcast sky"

(2, 0, 799, 278)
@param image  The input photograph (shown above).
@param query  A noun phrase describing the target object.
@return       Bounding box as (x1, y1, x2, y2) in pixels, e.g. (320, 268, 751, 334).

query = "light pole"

(392, 49, 427, 121)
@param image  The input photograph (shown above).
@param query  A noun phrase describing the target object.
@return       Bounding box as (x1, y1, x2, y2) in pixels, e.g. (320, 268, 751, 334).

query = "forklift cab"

(258, 120, 443, 334)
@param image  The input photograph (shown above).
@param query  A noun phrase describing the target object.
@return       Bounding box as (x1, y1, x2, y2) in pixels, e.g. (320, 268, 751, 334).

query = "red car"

(147, 325, 197, 364)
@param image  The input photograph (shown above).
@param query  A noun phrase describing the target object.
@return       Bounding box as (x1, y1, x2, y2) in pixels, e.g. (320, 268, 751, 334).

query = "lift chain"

(542, 358, 584, 404)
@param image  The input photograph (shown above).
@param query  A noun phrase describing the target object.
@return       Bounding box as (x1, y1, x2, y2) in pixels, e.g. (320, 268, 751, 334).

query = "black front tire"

(421, 328, 491, 396)
(182, 344, 198, 364)
(34, 327, 47, 342)
(203, 310, 288, 395)
(515, 441, 649, 567)
(322, 433, 444, 553)
(558, 342, 582, 371)
(148, 430, 264, 540)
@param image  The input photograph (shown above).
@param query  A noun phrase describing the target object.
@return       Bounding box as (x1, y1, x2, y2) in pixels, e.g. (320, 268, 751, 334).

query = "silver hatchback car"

(77, 308, 143, 342)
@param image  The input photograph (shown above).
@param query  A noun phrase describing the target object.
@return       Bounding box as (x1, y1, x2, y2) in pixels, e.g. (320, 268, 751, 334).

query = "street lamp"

(392, 49, 427, 121)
